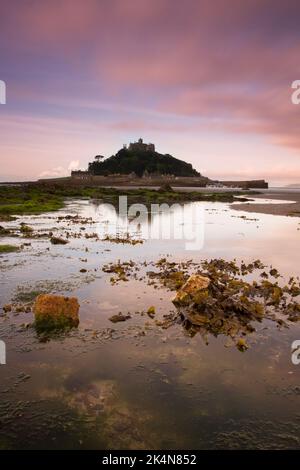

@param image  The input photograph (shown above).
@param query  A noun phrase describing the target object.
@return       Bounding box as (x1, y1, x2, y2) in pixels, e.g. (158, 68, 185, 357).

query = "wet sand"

(231, 190, 300, 217)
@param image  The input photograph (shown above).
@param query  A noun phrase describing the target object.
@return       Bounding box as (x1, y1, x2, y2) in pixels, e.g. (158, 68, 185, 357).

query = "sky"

(0, 0, 300, 186)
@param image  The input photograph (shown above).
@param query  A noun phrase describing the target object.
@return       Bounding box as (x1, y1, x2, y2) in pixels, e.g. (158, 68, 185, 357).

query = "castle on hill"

(69, 138, 268, 189)
(124, 138, 155, 153)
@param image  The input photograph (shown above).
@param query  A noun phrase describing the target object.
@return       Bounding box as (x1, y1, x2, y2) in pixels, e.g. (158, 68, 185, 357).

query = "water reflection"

(90, 198, 205, 250)
(0, 197, 300, 449)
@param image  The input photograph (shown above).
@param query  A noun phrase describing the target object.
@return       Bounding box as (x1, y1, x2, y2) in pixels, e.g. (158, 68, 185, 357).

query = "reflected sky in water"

(0, 197, 300, 449)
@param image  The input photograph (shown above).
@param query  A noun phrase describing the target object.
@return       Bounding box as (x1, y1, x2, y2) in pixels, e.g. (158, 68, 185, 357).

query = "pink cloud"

(1, 0, 300, 183)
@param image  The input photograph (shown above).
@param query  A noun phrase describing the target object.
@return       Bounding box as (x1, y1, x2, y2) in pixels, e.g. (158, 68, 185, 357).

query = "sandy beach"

(231, 189, 300, 217)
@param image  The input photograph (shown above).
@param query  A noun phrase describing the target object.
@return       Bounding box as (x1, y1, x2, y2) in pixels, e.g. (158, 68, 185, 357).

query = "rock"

(269, 268, 280, 278)
(236, 338, 248, 352)
(33, 294, 79, 331)
(20, 223, 33, 234)
(80, 268, 87, 273)
(0, 226, 11, 236)
(184, 311, 210, 326)
(109, 313, 131, 323)
(147, 306, 156, 318)
(158, 183, 174, 192)
(50, 236, 68, 245)
(15, 305, 25, 312)
(3, 304, 12, 313)
(172, 274, 210, 305)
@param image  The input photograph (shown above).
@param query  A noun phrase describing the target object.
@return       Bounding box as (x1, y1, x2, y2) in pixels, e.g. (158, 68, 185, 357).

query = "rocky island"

(68, 138, 268, 189)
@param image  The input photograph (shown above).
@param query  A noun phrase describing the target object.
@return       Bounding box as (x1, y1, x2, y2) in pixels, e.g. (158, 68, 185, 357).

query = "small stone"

(50, 236, 68, 245)
(236, 338, 248, 352)
(109, 313, 131, 323)
(158, 183, 174, 192)
(147, 306, 156, 318)
(3, 304, 12, 313)
(20, 223, 33, 234)
(15, 305, 25, 312)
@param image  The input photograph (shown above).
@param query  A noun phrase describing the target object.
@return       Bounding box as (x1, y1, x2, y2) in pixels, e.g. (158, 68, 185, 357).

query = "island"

(69, 138, 268, 189)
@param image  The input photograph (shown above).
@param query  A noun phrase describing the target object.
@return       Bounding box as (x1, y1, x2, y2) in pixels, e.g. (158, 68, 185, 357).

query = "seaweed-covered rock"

(20, 223, 33, 235)
(236, 338, 248, 352)
(147, 306, 156, 318)
(3, 304, 12, 313)
(172, 274, 210, 305)
(0, 226, 11, 236)
(103, 257, 300, 347)
(33, 294, 79, 331)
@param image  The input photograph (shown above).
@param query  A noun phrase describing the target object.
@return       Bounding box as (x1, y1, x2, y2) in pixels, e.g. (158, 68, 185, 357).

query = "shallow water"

(0, 198, 300, 449)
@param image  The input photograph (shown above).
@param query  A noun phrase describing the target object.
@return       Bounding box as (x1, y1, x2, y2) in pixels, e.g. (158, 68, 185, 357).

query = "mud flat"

(231, 190, 300, 217)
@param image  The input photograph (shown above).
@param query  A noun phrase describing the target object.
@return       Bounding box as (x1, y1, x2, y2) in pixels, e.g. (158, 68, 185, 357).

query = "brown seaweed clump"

(144, 258, 300, 347)
(102, 260, 137, 283)
(101, 257, 300, 349)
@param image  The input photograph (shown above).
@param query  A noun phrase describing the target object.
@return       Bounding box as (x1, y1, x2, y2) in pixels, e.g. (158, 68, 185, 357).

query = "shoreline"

(231, 190, 300, 217)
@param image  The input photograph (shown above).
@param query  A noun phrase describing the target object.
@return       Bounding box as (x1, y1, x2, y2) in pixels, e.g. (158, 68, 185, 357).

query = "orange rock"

(33, 294, 79, 331)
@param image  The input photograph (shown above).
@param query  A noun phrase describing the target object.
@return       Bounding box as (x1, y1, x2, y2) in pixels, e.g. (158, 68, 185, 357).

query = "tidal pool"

(0, 197, 300, 449)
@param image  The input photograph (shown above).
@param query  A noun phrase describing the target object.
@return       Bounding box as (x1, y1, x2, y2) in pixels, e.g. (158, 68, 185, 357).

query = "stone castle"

(125, 138, 155, 153)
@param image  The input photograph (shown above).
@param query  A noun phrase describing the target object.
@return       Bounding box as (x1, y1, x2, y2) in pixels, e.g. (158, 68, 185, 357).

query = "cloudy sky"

(0, 0, 300, 185)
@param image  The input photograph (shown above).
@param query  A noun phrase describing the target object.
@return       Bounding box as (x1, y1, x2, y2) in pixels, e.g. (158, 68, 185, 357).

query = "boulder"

(33, 294, 79, 331)
(172, 274, 210, 306)
(50, 236, 68, 245)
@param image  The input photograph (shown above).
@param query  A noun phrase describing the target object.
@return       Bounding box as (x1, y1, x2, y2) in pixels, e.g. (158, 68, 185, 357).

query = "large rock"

(33, 294, 79, 331)
(50, 236, 68, 245)
(172, 274, 210, 306)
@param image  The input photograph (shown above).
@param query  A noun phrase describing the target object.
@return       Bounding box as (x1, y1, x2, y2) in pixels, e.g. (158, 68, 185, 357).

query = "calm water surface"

(0, 197, 300, 449)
